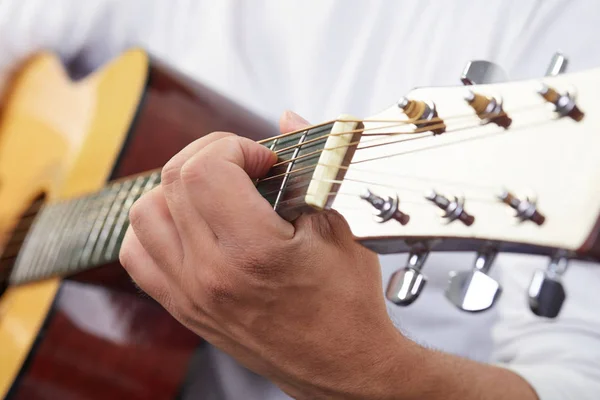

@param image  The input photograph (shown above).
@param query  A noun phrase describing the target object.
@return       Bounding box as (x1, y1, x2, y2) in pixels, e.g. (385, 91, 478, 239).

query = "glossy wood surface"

(3, 49, 276, 399)
(0, 49, 148, 399)
(111, 57, 276, 179)
(9, 281, 199, 400)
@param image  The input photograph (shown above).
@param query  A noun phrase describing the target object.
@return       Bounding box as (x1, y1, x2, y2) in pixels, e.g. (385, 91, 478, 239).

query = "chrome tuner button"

(361, 189, 409, 225)
(545, 52, 568, 77)
(498, 190, 545, 225)
(425, 190, 475, 226)
(528, 253, 568, 318)
(445, 248, 502, 312)
(461, 60, 509, 85)
(386, 251, 429, 306)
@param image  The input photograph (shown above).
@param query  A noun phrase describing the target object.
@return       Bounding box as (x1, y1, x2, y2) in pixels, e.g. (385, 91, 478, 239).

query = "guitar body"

(0, 50, 275, 399)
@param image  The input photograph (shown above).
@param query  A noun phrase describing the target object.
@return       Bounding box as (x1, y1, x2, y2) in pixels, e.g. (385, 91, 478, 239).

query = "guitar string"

(257, 160, 499, 201)
(267, 102, 545, 158)
(273, 177, 506, 212)
(2, 104, 549, 252)
(268, 113, 455, 155)
(258, 104, 547, 185)
(266, 176, 501, 211)
(269, 115, 478, 166)
(257, 114, 442, 146)
(263, 103, 546, 178)
(263, 112, 557, 209)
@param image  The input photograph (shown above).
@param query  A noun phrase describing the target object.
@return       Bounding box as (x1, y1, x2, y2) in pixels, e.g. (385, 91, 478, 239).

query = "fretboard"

(9, 171, 161, 284)
(7, 123, 334, 286)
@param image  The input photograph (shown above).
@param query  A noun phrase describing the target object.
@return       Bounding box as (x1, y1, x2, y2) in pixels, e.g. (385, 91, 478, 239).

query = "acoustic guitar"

(0, 49, 275, 399)
(2, 49, 600, 398)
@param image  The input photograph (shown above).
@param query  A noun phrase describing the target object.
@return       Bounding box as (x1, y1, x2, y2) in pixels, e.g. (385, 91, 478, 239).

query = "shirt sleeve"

(491, 254, 600, 400)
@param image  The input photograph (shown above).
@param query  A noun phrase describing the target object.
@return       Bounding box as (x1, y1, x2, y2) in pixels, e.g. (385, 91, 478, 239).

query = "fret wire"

(44, 198, 87, 277)
(67, 188, 112, 270)
(10, 203, 53, 283)
(273, 130, 309, 209)
(104, 173, 157, 261)
(22, 202, 71, 282)
(52, 196, 94, 276)
(268, 138, 279, 151)
(89, 180, 135, 265)
(77, 183, 123, 268)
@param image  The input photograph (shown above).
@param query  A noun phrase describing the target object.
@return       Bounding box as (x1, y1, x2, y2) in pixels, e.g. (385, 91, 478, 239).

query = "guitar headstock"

(300, 55, 600, 317)
(334, 65, 598, 256)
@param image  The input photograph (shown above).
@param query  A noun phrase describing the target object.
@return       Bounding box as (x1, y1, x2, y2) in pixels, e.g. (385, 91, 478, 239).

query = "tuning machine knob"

(528, 253, 568, 318)
(545, 52, 568, 77)
(461, 61, 509, 85)
(386, 250, 429, 306)
(445, 248, 502, 312)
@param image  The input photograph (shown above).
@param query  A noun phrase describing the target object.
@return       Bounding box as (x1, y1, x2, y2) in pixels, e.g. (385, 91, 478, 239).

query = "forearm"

(309, 332, 538, 400)
(397, 345, 538, 400)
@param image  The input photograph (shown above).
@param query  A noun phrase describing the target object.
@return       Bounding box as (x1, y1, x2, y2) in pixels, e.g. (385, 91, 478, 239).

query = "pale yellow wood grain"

(0, 49, 148, 398)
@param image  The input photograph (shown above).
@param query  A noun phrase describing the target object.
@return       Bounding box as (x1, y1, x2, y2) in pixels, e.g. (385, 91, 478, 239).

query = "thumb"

(279, 110, 311, 133)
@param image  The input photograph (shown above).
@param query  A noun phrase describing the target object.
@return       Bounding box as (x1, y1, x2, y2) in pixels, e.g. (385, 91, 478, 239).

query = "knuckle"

(128, 198, 148, 229)
(161, 157, 183, 187)
(180, 154, 211, 186)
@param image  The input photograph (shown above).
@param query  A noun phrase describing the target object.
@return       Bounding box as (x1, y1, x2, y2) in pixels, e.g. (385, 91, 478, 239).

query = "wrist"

(307, 325, 428, 400)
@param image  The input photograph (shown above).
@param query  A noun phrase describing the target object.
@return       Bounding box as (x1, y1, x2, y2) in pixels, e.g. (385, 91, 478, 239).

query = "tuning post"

(425, 190, 475, 226)
(498, 190, 545, 225)
(397, 97, 445, 134)
(528, 251, 569, 318)
(446, 247, 502, 312)
(537, 83, 584, 121)
(386, 250, 429, 306)
(361, 189, 410, 225)
(464, 90, 512, 128)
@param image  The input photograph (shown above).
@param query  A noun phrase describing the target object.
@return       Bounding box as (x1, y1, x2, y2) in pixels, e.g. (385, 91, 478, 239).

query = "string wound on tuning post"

(537, 83, 584, 121)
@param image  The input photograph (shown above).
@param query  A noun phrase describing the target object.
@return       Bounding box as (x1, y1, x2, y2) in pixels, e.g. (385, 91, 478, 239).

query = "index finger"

(180, 136, 295, 242)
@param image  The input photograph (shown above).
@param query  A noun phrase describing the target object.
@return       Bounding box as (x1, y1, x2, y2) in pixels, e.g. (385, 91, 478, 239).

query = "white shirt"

(2, 1, 600, 399)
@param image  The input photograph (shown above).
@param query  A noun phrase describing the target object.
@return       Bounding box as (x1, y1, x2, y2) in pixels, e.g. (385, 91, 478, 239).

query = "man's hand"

(120, 111, 539, 400)
(119, 111, 407, 398)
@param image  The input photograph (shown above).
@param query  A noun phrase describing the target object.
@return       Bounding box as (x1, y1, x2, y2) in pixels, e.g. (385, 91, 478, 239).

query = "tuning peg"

(528, 253, 568, 318)
(386, 250, 429, 306)
(445, 248, 502, 312)
(425, 190, 475, 226)
(545, 52, 568, 76)
(361, 189, 410, 225)
(461, 60, 509, 85)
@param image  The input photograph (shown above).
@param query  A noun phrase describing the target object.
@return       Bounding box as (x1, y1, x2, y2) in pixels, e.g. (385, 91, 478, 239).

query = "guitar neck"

(9, 171, 161, 285)
(8, 123, 336, 285)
